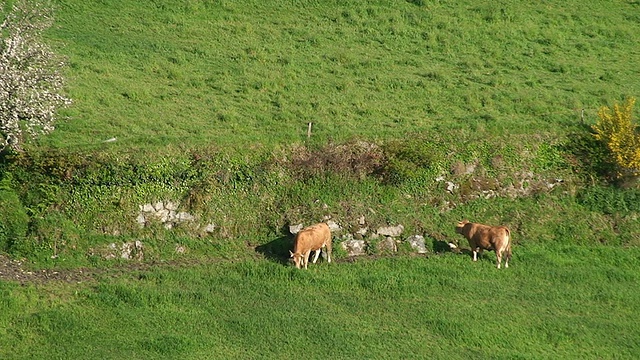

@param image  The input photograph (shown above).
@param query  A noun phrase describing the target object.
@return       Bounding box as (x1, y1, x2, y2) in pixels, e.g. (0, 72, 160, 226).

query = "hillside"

(0, 0, 639, 263)
(43, 0, 640, 152)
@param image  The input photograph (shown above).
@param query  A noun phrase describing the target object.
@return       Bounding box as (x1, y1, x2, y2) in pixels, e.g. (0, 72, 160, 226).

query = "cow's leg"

(473, 247, 481, 261)
(326, 244, 332, 263)
(311, 249, 321, 264)
(496, 249, 502, 269)
(298, 252, 306, 268)
(303, 251, 311, 269)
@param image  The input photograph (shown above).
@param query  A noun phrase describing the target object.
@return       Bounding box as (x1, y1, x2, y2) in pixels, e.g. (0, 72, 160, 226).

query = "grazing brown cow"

(455, 220, 512, 269)
(289, 223, 332, 269)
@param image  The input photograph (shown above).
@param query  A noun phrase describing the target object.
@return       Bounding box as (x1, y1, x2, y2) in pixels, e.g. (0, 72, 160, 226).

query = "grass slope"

(1, 245, 639, 359)
(45, 0, 640, 152)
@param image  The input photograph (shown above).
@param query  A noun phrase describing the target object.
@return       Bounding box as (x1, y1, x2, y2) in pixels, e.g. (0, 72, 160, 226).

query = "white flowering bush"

(0, 0, 71, 152)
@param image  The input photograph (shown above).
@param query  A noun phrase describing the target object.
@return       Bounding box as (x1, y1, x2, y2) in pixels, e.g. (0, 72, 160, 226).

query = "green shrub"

(577, 186, 640, 215)
(29, 212, 84, 259)
(0, 188, 29, 253)
(7, 148, 86, 183)
(533, 142, 568, 172)
(562, 130, 615, 182)
(74, 152, 197, 189)
(382, 138, 444, 184)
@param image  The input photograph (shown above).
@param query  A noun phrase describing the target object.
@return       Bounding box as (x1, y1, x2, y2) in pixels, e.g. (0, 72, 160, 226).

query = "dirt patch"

(0, 254, 97, 285)
(0, 253, 259, 285)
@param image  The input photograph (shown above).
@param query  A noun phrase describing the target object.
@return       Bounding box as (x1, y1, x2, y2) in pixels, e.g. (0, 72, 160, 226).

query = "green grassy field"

(2, 245, 639, 359)
(1, 0, 640, 358)
(44, 0, 640, 152)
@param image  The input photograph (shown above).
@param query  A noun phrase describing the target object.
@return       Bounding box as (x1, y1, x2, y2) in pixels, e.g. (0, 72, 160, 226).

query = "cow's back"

(464, 223, 492, 248)
(294, 223, 331, 252)
(465, 223, 509, 250)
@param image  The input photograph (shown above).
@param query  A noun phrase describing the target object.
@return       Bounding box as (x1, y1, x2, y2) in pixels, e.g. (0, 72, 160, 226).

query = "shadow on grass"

(259, 237, 478, 266)
(255, 234, 294, 266)
(433, 240, 474, 259)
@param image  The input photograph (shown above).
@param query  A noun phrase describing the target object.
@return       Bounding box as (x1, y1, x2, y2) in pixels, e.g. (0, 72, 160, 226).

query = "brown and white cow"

(455, 220, 512, 269)
(289, 222, 332, 269)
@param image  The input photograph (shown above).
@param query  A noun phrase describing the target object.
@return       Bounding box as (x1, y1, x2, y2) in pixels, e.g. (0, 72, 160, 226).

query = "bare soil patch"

(0, 254, 97, 285)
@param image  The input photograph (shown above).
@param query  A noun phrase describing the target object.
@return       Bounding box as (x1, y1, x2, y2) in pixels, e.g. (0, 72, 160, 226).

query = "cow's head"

(455, 220, 469, 234)
(289, 250, 304, 269)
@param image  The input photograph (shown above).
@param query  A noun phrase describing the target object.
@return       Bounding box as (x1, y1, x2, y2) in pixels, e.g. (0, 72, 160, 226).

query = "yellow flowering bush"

(592, 97, 640, 178)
